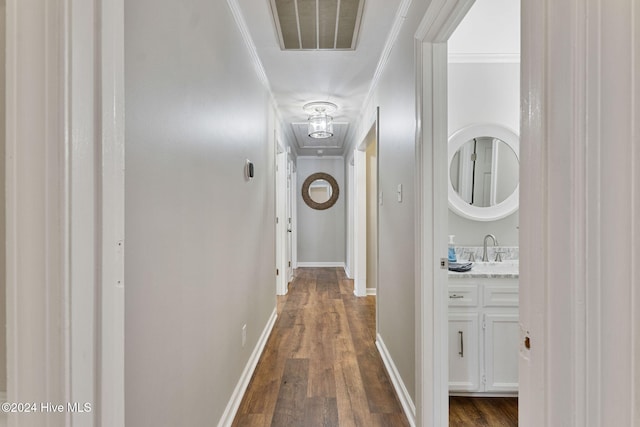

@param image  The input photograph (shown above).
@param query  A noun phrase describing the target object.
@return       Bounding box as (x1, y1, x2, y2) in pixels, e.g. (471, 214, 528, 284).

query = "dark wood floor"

(450, 396, 518, 426)
(232, 267, 409, 427)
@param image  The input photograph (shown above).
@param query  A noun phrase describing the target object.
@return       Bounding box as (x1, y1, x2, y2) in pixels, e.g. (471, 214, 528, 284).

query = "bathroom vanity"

(448, 262, 519, 396)
(446, 123, 521, 396)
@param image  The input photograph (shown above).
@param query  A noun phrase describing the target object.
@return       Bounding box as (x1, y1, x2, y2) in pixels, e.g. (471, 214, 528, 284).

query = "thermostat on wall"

(245, 159, 254, 180)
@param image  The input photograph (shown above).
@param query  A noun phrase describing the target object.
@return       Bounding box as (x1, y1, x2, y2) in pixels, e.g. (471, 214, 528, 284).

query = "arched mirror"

(302, 172, 339, 210)
(448, 124, 519, 221)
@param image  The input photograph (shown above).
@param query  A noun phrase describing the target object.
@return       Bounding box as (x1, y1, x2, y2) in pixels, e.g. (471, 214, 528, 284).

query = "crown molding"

(345, 0, 413, 152)
(226, 0, 271, 91)
(366, 0, 414, 98)
(226, 0, 299, 156)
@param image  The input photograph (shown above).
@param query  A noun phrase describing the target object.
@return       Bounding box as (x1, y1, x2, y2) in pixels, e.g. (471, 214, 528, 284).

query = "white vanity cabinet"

(448, 277, 519, 395)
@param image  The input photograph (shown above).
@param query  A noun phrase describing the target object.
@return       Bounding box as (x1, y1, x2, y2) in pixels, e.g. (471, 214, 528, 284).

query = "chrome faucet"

(482, 234, 498, 262)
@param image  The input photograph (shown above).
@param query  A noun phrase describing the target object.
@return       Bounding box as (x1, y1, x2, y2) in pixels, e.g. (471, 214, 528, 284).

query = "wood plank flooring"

(449, 396, 518, 427)
(232, 267, 409, 427)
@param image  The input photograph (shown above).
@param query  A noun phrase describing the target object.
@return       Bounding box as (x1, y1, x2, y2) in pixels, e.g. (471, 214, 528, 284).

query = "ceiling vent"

(269, 0, 365, 50)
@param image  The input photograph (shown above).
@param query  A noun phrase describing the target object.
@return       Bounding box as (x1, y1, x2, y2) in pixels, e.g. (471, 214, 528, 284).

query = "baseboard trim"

(217, 308, 277, 427)
(366, 287, 377, 296)
(344, 264, 353, 279)
(354, 277, 366, 297)
(296, 262, 346, 268)
(376, 334, 416, 427)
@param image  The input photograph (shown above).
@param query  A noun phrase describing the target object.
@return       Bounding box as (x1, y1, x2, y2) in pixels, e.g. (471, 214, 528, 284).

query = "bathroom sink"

(449, 260, 519, 278)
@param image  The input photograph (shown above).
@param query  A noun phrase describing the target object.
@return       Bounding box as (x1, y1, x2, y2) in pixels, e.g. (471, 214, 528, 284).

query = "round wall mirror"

(308, 179, 332, 203)
(302, 172, 339, 210)
(448, 124, 519, 221)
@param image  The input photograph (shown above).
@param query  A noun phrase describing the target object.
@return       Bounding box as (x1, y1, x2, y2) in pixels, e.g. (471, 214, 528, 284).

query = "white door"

(484, 313, 519, 393)
(276, 150, 288, 295)
(448, 312, 481, 392)
(286, 158, 293, 281)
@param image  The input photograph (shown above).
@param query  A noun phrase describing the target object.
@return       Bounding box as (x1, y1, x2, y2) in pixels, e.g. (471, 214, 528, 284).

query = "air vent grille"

(270, 0, 365, 50)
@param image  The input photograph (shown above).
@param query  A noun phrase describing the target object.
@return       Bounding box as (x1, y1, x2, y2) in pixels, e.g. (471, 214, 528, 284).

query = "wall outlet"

(242, 324, 247, 347)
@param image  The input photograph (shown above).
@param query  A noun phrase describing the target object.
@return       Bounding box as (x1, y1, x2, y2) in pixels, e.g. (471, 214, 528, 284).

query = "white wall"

(447, 0, 520, 246)
(446, 0, 520, 247)
(125, 1, 277, 425)
(296, 157, 345, 264)
(447, 62, 520, 246)
(448, 0, 520, 57)
(348, 0, 520, 411)
(344, 0, 520, 415)
(349, 0, 437, 404)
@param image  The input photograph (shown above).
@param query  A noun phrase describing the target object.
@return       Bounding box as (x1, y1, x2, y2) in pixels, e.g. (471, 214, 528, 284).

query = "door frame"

(6, 0, 125, 424)
(413, 0, 475, 425)
(275, 146, 288, 295)
(353, 108, 379, 297)
(290, 159, 298, 272)
(346, 156, 355, 279)
(285, 153, 294, 282)
(353, 148, 367, 296)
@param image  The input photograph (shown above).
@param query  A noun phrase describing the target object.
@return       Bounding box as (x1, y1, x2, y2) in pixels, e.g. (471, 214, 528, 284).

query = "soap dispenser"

(448, 235, 457, 263)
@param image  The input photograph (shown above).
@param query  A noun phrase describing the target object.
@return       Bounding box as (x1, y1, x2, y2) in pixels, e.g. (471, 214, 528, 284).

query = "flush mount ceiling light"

(304, 101, 337, 139)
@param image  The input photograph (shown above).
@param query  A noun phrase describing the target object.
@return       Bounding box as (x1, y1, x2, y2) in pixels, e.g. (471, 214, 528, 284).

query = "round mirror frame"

(302, 172, 340, 210)
(448, 124, 520, 221)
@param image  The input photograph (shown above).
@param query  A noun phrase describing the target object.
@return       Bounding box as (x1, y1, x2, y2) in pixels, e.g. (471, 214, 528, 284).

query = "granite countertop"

(448, 260, 519, 279)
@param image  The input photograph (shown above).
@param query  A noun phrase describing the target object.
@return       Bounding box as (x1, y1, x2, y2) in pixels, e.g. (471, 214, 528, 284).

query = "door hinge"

(276, 268, 279, 276)
(482, 314, 486, 329)
(481, 374, 486, 385)
(288, 261, 291, 267)
(276, 217, 279, 224)
(440, 258, 449, 269)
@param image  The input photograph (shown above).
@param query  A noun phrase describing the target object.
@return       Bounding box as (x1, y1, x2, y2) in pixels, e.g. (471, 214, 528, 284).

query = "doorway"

(446, 2, 520, 423)
(353, 113, 379, 298)
(365, 124, 378, 296)
(276, 146, 295, 295)
(415, 0, 521, 425)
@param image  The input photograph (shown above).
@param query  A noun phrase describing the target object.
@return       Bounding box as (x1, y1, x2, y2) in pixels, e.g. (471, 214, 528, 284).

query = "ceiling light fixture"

(304, 101, 337, 139)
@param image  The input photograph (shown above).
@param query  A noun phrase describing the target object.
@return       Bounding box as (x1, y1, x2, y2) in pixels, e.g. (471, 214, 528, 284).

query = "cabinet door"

(448, 313, 480, 392)
(484, 313, 519, 392)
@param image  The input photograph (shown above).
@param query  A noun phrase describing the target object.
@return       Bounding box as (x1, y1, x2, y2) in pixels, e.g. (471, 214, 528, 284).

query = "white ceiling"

(236, 0, 402, 156)
(291, 122, 349, 155)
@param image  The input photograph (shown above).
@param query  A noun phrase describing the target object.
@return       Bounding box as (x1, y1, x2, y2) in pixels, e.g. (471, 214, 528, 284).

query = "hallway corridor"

(232, 268, 409, 426)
